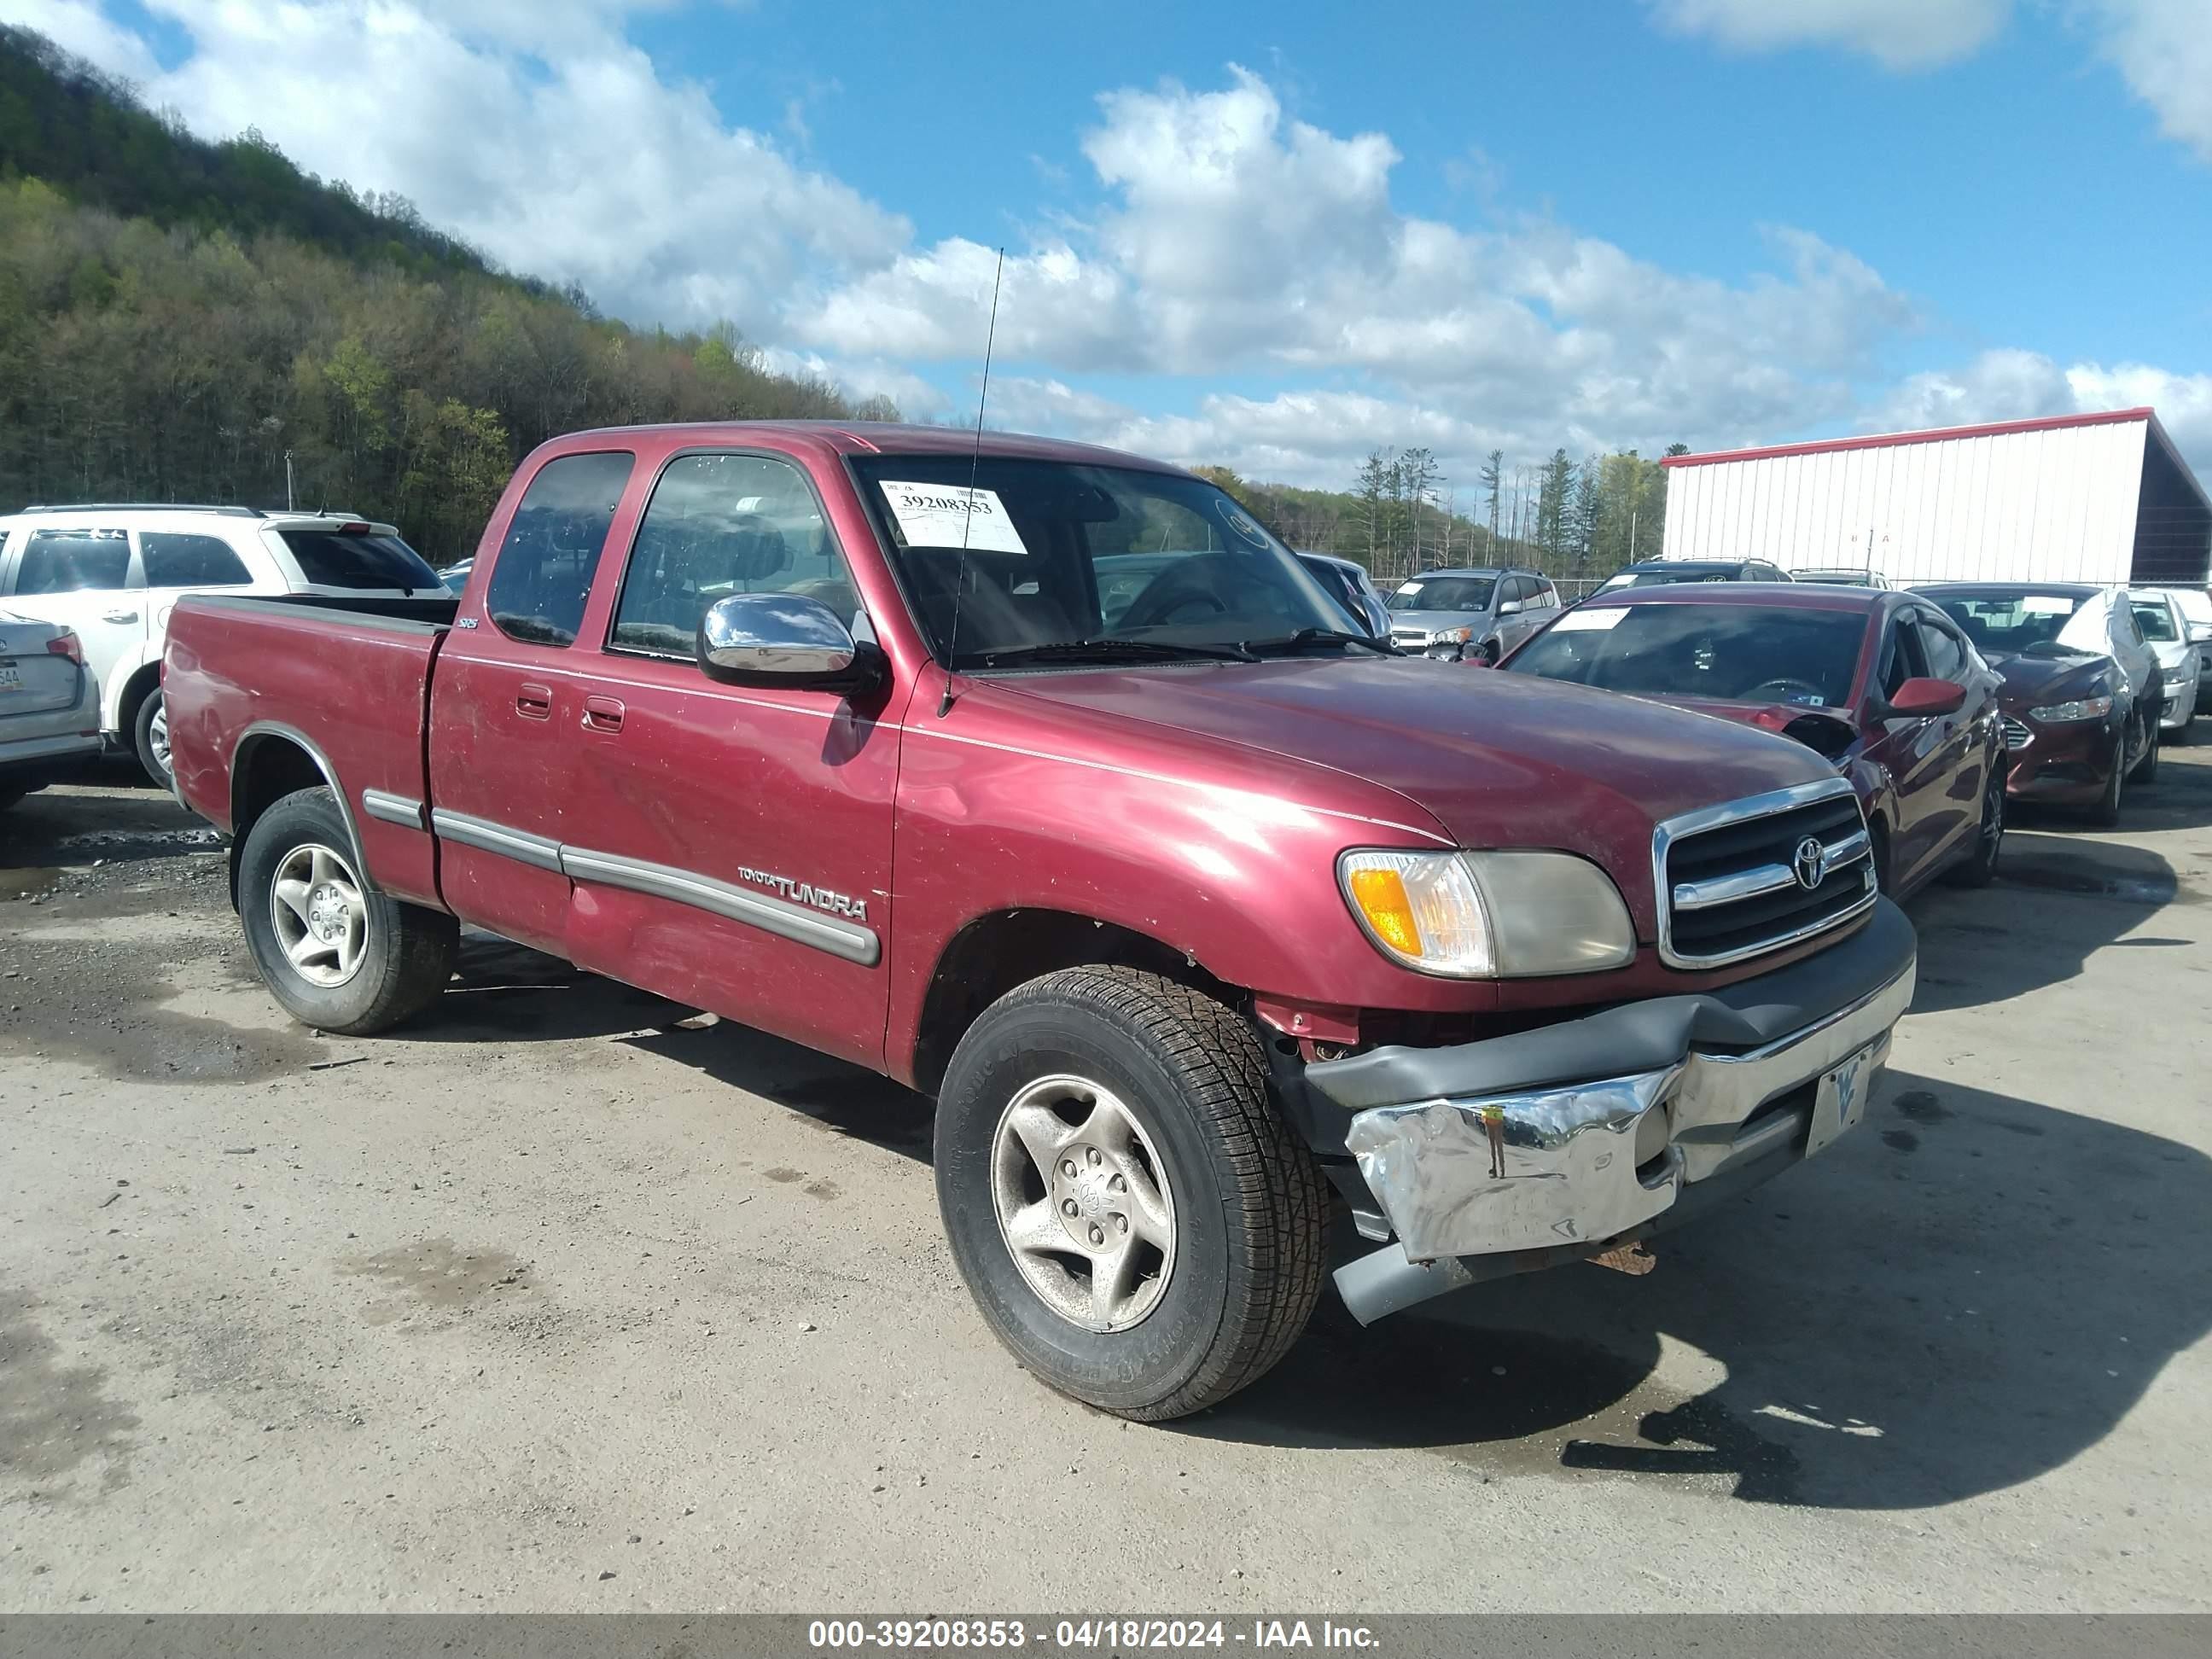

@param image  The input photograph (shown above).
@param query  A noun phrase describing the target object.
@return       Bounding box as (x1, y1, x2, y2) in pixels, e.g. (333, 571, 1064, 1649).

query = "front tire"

(237, 787, 459, 1034)
(2091, 738, 2127, 827)
(1945, 760, 2005, 887)
(2131, 704, 2161, 783)
(934, 967, 1327, 1421)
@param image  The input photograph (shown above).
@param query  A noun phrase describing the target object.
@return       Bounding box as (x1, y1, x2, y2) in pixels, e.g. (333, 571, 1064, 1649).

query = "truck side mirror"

(698, 593, 880, 691)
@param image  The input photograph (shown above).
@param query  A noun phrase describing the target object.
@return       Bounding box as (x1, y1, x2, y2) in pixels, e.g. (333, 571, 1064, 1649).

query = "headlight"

(2163, 669, 2192, 688)
(1338, 849, 1635, 978)
(2027, 696, 2112, 723)
(1433, 626, 1474, 644)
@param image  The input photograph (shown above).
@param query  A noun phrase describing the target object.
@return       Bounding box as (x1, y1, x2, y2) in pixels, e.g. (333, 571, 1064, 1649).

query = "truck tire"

(934, 966, 1327, 1421)
(133, 687, 172, 788)
(237, 786, 459, 1035)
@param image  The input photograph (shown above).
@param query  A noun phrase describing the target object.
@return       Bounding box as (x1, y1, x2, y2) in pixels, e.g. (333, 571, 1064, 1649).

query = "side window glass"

(143, 533, 253, 588)
(486, 451, 634, 648)
(610, 453, 855, 658)
(18, 528, 131, 595)
(1917, 613, 1968, 682)
(1890, 616, 1931, 690)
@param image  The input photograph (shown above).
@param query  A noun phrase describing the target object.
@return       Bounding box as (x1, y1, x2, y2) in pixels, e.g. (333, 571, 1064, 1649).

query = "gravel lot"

(2, 751, 2209, 1613)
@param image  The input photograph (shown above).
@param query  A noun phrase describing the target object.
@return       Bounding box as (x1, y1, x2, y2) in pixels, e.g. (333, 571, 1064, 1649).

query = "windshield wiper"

(1240, 627, 1396, 656)
(969, 637, 1260, 668)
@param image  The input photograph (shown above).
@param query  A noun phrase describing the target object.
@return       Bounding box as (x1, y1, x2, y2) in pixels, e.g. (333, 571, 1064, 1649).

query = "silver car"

(1385, 568, 1561, 663)
(2131, 590, 2203, 741)
(0, 608, 101, 812)
(1297, 552, 1392, 637)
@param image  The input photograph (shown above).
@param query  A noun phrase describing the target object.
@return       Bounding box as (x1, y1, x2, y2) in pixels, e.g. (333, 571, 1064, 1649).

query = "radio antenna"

(937, 247, 1005, 719)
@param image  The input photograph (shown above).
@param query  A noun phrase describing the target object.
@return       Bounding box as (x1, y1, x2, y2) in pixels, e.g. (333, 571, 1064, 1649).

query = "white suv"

(0, 505, 445, 783)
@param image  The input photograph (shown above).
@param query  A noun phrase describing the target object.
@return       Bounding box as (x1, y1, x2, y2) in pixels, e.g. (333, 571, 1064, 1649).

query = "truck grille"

(1655, 781, 1877, 969)
(2001, 717, 2032, 750)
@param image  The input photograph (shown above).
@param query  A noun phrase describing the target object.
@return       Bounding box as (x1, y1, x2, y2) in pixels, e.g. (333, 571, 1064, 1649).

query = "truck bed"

(164, 592, 459, 908)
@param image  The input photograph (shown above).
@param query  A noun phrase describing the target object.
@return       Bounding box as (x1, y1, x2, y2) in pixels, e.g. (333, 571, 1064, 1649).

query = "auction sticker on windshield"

(879, 482, 1030, 555)
(1554, 607, 1630, 632)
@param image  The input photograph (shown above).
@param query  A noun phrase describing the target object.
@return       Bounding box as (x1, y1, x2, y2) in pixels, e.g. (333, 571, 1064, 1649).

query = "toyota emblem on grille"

(1792, 835, 1826, 890)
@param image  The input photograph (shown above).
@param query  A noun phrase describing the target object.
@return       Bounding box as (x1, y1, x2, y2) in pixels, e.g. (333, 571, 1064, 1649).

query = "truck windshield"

(1504, 602, 1867, 708)
(1388, 576, 1493, 612)
(278, 530, 442, 592)
(850, 457, 1347, 667)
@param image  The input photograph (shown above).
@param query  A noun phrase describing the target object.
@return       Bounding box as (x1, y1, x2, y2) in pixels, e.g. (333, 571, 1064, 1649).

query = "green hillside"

(0, 25, 891, 562)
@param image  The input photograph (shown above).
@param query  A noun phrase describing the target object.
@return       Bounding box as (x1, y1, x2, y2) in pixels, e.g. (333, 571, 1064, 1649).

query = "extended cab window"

(16, 528, 131, 594)
(487, 451, 634, 648)
(610, 452, 855, 658)
(143, 532, 253, 588)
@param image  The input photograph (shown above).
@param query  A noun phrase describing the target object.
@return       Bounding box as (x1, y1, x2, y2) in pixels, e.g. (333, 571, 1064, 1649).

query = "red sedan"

(1497, 583, 2008, 899)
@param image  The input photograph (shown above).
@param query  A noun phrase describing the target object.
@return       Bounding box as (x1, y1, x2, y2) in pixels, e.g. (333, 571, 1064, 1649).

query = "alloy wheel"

(270, 841, 370, 988)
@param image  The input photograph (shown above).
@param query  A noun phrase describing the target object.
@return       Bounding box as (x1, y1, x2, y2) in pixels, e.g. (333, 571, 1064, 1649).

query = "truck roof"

(539, 420, 1189, 475)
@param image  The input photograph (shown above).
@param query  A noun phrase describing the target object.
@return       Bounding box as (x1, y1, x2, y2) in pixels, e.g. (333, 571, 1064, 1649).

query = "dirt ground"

(2, 750, 2209, 1612)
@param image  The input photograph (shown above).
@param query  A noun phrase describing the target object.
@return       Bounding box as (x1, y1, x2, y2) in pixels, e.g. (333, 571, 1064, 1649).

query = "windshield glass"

(851, 457, 1344, 666)
(277, 529, 441, 591)
(2131, 599, 2179, 642)
(1503, 602, 1867, 707)
(1929, 591, 2091, 655)
(1388, 575, 1493, 613)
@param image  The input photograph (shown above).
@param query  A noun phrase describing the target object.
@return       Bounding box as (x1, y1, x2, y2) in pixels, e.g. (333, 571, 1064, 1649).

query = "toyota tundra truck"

(163, 422, 1915, 1420)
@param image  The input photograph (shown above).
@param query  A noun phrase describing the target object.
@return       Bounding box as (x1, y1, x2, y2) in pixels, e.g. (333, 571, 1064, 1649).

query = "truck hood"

(996, 657, 1837, 882)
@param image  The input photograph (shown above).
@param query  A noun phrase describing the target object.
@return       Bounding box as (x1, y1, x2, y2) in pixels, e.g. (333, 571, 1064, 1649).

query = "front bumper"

(2002, 710, 2120, 804)
(1309, 900, 1917, 1321)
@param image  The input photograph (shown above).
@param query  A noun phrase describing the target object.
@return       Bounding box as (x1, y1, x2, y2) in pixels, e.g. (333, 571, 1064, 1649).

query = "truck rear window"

(277, 531, 440, 592)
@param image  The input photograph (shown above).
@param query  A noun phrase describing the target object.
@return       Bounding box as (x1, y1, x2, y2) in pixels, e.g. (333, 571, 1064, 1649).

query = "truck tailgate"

(165, 594, 451, 908)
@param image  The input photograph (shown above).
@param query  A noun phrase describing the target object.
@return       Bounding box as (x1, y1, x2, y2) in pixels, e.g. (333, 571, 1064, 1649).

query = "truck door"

(427, 449, 641, 954)
(554, 447, 900, 1070)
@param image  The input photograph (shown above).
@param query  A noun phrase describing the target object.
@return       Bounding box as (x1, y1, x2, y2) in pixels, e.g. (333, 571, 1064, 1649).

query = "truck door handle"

(515, 684, 552, 721)
(102, 609, 138, 625)
(582, 695, 625, 733)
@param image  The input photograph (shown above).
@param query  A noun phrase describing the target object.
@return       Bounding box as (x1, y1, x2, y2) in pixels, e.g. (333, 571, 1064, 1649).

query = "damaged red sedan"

(1498, 584, 2007, 899)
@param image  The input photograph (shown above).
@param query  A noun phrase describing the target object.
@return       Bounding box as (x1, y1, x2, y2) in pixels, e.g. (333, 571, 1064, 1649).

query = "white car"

(0, 505, 445, 785)
(2131, 589, 2206, 741)
(0, 608, 102, 812)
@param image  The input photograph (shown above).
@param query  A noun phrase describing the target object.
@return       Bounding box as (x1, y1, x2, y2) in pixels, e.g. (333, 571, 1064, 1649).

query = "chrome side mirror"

(1496, 598, 1524, 616)
(697, 593, 876, 689)
(2190, 623, 2212, 645)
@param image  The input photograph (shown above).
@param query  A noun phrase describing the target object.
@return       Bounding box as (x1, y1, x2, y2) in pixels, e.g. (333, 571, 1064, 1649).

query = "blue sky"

(10, 0, 2212, 491)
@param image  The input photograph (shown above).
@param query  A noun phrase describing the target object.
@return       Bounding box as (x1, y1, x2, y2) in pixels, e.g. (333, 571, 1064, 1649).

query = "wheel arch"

(227, 723, 375, 906)
(907, 907, 1232, 1095)
(110, 653, 162, 737)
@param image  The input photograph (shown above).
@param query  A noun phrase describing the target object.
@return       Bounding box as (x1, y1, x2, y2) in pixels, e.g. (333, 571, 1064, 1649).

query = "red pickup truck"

(165, 422, 1916, 1420)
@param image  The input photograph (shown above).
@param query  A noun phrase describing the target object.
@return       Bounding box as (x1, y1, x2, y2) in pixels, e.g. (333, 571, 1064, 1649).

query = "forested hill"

(0, 26, 893, 562)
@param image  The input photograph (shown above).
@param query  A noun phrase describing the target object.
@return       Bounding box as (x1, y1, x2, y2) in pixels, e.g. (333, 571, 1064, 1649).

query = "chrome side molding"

(361, 789, 427, 830)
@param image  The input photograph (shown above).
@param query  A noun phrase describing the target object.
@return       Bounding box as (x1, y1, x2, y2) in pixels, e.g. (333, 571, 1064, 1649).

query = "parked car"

(1297, 551, 1392, 638)
(1384, 566, 1560, 661)
(0, 608, 100, 812)
(1918, 583, 2160, 824)
(1792, 567, 1890, 589)
(1496, 585, 2005, 898)
(0, 504, 445, 787)
(2147, 585, 2212, 702)
(1597, 558, 1793, 594)
(165, 422, 1915, 1421)
(2131, 588, 2205, 740)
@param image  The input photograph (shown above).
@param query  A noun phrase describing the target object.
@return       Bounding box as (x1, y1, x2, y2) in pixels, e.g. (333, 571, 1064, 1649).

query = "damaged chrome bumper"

(1308, 900, 1917, 1323)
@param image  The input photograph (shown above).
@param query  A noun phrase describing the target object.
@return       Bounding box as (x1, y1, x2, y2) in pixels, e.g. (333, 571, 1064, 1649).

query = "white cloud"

(3, 0, 907, 340)
(1644, 0, 2011, 69)
(1871, 348, 2212, 478)
(799, 69, 1918, 480)
(2089, 0, 2212, 163)
(2, 0, 158, 79)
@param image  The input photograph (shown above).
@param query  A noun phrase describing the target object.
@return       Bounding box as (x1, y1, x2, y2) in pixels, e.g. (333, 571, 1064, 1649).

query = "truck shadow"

(1903, 829, 2186, 1014)
(1182, 1064, 2212, 1510)
(620, 1021, 935, 1162)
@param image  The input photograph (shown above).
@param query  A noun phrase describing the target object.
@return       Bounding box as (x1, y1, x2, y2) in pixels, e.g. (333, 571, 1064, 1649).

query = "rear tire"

(237, 787, 458, 1034)
(934, 966, 1327, 1421)
(133, 688, 171, 788)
